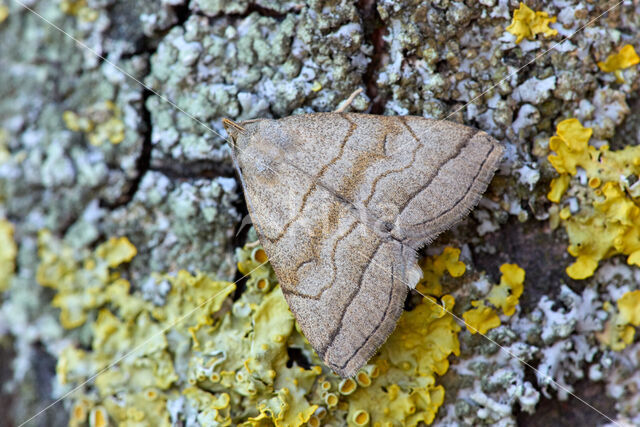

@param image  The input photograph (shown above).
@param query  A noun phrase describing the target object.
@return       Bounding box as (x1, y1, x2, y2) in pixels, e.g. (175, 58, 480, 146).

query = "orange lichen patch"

(597, 44, 640, 83)
(236, 242, 277, 292)
(69, 399, 91, 427)
(506, 2, 558, 44)
(356, 371, 372, 387)
(546, 118, 640, 279)
(463, 300, 501, 335)
(488, 264, 525, 316)
(308, 415, 321, 427)
(325, 393, 338, 407)
(89, 406, 109, 427)
(352, 409, 370, 425)
(0, 218, 16, 291)
(417, 247, 466, 296)
(339, 378, 357, 395)
(252, 247, 268, 263)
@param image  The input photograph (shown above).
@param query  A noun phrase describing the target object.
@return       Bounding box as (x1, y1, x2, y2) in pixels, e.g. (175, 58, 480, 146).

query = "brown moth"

(223, 111, 503, 378)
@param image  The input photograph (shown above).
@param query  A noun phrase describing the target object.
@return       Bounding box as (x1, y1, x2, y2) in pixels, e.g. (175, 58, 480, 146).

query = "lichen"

(41, 231, 236, 426)
(463, 263, 525, 334)
(0, 218, 16, 291)
(0, 1, 8, 24)
(597, 44, 640, 83)
(463, 299, 501, 335)
(597, 291, 640, 351)
(344, 293, 459, 426)
(505, 2, 558, 44)
(546, 118, 640, 279)
(416, 246, 466, 297)
(59, 0, 98, 22)
(44, 236, 468, 426)
(63, 101, 126, 146)
(36, 230, 139, 329)
(488, 264, 525, 316)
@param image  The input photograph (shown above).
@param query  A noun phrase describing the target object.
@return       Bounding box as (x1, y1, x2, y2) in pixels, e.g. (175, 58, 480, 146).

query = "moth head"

(222, 118, 246, 146)
(223, 118, 291, 180)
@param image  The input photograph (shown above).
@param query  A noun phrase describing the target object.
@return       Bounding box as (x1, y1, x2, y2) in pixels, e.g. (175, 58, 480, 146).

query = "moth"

(223, 103, 503, 378)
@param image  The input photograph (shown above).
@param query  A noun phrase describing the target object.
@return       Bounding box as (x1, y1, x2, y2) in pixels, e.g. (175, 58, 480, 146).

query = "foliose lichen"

(44, 239, 480, 426)
(546, 118, 640, 280)
(0, 218, 16, 291)
(505, 2, 558, 44)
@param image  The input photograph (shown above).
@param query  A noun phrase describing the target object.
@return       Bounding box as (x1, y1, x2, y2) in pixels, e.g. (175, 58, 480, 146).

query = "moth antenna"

(222, 118, 247, 134)
(334, 88, 364, 113)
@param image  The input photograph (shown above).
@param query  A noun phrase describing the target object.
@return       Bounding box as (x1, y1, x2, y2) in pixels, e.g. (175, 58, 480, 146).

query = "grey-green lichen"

(2, 0, 640, 426)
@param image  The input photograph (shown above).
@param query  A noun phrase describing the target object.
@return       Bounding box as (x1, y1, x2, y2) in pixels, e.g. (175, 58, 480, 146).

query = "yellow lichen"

(339, 294, 458, 426)
(547, 174, 570, 203)
(546, 118, 640, 279)
(0, 2, 8, 24)
(60, 0, 98, 21)
(597, 44, 640, 83)
(487, 264, 525, 316)
(597, 292, 640, 351)
(41, 231, 238, 426)
(95, 236, 137, 267)
(89, 406, 109, 427)
(506, 2, 558, 44)
(0, 218, 16, 291)
(417, 247, 466, 296)
(462, 263, 525, 334)
(462, 300, 501, 335)
(547, 118, 594, 176)
(64, 101, 125, 146)
(618, 290, 640, 326)
(236, 242, 278, 292)
(36, 231, 142, 328)
(0, 128, 9, 164)
(49, 236, 468, 426)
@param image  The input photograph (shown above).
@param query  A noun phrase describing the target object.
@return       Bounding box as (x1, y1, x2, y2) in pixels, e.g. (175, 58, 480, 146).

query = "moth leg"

(334, 88, 364, 113)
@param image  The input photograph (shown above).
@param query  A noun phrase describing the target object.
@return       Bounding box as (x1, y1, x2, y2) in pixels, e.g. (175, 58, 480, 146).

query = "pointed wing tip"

(328, 360, 362, 379)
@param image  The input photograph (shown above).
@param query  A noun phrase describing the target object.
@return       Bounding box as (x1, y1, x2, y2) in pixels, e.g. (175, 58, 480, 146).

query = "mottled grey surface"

(1, 0, 639, 426)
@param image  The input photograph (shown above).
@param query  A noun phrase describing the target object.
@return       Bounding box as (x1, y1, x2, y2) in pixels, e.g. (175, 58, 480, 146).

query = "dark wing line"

(319, 242, 383, 357)
(407, 144, 495, 228)
(395, 127, 478, 217)
(283, 221, 359, 300)
(337, 261, 396, 370)
(362, 118, 423, 207)
(263, 115, 357, 243)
